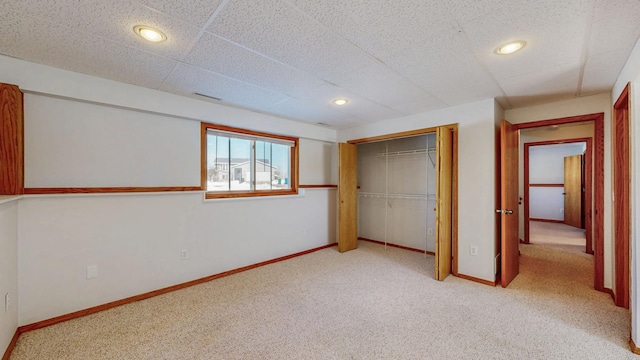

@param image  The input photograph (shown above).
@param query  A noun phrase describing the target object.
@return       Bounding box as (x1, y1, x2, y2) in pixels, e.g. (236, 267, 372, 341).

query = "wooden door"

(435, 127, 453, 280)
(563, 155, 582, 228)
(500, 119, 519, 287)
(338, 143, 358, 252)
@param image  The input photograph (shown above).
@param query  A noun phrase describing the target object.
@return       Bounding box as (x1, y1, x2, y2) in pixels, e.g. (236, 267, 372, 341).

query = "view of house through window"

(204, 125, 295, 195)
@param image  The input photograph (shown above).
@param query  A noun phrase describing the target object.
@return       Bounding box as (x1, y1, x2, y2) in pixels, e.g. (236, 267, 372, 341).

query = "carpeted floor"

(9, 240, 632, 359)
(529, 220, 586, 253)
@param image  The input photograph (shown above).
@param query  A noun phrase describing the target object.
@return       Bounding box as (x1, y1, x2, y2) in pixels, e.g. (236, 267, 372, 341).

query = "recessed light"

(332, 98, 349, 106)
(133, 25, 167, 43)
(495, 41, 526, 55)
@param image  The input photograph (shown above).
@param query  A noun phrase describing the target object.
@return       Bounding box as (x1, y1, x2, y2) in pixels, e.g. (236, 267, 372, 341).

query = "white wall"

(0, 56, 339, 327)
(505, 93, 613, 290)
(0, 198, 19, 355)
(612, 36, 640, 344)
(339, 99, 498, 281)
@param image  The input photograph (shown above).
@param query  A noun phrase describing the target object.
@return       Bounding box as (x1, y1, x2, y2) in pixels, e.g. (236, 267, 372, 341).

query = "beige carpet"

(529, 220, 586, 253)
(10, 241, 632, 359)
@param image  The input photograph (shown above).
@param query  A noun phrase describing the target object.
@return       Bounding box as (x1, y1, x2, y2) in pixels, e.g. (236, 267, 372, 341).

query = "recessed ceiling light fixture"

(332, 98, 349, 106)
(495, 41, 526, 55)
(133, 25, 167, 43)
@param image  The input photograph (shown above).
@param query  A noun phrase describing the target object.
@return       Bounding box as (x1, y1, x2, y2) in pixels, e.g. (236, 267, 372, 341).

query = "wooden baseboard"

(358, 237, 435, 256)
(604, 287, 615, 301)
(529, 218, 564, 224)
(456, 273, 497, 287)
(630, 338, 640, 354)
(2, 329, 20, 360)
(18, 243, 338, 334)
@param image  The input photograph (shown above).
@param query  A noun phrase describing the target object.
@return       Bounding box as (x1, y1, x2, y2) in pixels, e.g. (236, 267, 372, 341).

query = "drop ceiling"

(1, 0, 639, 129)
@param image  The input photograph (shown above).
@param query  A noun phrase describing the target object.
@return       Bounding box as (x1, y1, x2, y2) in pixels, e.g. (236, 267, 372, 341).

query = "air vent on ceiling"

(194, 92, 222, 101)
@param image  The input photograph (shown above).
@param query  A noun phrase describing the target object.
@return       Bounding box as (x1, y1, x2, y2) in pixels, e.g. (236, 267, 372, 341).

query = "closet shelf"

(358, 192, 436, 200)
(376, 148, 435, 158)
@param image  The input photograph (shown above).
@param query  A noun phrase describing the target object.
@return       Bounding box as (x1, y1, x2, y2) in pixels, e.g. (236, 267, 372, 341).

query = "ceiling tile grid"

(0, 12, 177, 89)
(581, 49, 633, 94)
(135, 0, 226, 27)
(161, 63, 291, 110)
(266, 98, 365, 128)
(183, 32, 327, 97)
(207, 0, 381, 86)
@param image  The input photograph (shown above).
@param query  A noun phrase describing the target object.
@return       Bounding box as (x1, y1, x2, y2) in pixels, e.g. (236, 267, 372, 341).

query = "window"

(201, 122, 298, 198)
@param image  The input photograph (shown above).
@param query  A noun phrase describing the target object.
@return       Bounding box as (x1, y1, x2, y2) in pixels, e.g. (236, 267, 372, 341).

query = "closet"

(338, 125, 456, 280)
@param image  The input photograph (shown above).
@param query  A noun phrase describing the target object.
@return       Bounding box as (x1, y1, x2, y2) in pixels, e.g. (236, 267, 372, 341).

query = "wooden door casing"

(435, 126, 453, 281)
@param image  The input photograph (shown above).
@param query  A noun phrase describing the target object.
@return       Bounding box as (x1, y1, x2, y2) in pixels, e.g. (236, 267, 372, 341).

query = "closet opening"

(338, 125, 458, 281)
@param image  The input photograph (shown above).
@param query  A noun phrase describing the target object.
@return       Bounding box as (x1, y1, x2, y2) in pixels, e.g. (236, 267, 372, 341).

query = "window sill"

(203, 189, 305, 202)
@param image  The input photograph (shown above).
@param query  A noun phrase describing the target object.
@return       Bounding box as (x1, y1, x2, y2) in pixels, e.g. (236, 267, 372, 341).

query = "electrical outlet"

(427, 228, 433, 236)
(4, 292, 9, 312)
(560, 208, 564, 213)
(86, 265, 98, 279)
(181, 249, 188, 260)
(470, 246, 479, 256)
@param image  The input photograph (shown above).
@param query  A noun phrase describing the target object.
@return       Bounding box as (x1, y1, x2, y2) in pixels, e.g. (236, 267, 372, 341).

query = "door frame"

(348, 125, 459, 276)
(523, 137, 593, 255)
(613, 83, 631, 308)
(514, 113, 605, 292)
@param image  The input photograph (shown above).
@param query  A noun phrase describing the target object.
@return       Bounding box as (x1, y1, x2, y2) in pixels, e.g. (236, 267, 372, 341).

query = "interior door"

(563, 155, 582, 228)
(338, 143, 358, 252)
(435, 126, 453, 280)
(500, 119, 519, 287)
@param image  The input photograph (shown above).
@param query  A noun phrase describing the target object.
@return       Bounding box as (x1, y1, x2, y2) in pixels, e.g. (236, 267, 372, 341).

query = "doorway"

(523, 138, 592, 255)
(500, 113, 605, 291)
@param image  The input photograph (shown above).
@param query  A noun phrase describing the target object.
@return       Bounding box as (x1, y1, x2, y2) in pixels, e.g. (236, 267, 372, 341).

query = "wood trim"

(205, 189, 298, 199)
(18, 243, 338, 334)
(0, 83, 24, 195)
(201, 122, 298, 143)
(529, 218, 564, 224)
(613, 82, 631, 308)
(593, 114, 604, 292)
(1, 329, 20, 360)
(529, 183, 564, 187)
(455, 273, 497, 287)
(359, 237, 436, 256)
(347, 126, 438, 144)
(514, 113, 603, 130)
(604, 287, 615, 301)
(200, 121, 299, 198)
(24, 187, 202, 194)
(299, 184, 338, 189)
(452, 125, 459, 276)
(519, 114, 603, 291)
(630, 338, 640, 355)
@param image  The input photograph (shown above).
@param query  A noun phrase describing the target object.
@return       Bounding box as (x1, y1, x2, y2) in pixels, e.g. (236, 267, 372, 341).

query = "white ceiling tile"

(135, 0, 226, 27)
(499, 62, 582, 108)
(10, 0, 201, 60)
(290, 0, 456, 61)
(267, 98, 363, 128)
(184, 32, 326, 96)
(0, 14, 176, 89)
(208, 0, 378, 85)
(329, 62, 447, 113)
(581, 50, 630, 93)
(440, 0, 511, 24)
(589, 0, 640, 56)
(161, 64, 291, 110)
(462, 0, 593, 78)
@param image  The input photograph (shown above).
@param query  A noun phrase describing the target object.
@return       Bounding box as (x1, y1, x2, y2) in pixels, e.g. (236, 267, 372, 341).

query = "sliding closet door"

(338, 143, 358, 252)
(435, 126, 453, 280)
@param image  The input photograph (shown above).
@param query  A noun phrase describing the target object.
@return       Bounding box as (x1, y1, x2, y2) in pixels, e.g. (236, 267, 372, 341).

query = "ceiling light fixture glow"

(333, 98, 349, 106)
(495, 41, 526, 55)
(133, 25, 167, 43)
